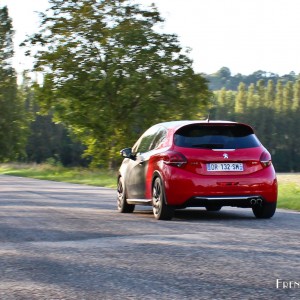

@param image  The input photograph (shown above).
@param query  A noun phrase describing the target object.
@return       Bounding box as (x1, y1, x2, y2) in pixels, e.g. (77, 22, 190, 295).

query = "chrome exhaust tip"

(257, 198, 263, 206)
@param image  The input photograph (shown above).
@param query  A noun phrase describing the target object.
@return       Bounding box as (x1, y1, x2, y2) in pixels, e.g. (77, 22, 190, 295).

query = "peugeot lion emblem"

(223, 153, 229, 159)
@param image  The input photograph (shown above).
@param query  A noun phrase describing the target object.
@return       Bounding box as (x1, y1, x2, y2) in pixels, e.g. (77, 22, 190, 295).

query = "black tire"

(205, 205, 222, 212)
(252, 201, 276, 219)
(117, 177, 135, 213)
(152, 177, 174, 220)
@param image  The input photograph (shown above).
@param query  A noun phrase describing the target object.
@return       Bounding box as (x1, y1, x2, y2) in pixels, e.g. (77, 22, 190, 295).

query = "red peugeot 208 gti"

(117, 120, 277, 220)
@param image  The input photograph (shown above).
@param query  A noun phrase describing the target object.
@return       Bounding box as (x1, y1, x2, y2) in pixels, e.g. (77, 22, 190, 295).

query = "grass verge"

(0, 164, 299, 211)
(0, 163, 117, 188)
(277, 182, 300, 211)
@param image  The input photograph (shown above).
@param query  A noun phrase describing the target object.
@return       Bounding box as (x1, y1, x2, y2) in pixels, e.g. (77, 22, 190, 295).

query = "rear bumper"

(184, 195, 265, 208)
(163, 166, 278, 207)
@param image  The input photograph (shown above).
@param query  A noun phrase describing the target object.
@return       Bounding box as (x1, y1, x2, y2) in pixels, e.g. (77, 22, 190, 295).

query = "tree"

(214, 88, 227, 119)
(246, 83, 255, 110)
(0, 6, 28, 161)
(24, 0, 211, 167)
(283, 81, 293, 112)
(216, 67, 231, 78)
(274, 80, 284, 113)
(265, 80, 275, 109)
(292, 80, 300, 111)
(235, 82, 246, 114)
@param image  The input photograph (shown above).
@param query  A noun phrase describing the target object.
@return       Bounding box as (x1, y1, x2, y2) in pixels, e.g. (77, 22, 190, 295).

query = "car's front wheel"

(117, 177, 135, 213)
(252, 201, 276, 218)
(152, 177, 174, 220)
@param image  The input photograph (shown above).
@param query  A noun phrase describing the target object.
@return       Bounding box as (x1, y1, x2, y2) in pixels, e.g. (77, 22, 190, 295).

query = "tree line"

(1, 2, 299, 172)
(205, 66, 298, 91)
(210, 79, 300, 171)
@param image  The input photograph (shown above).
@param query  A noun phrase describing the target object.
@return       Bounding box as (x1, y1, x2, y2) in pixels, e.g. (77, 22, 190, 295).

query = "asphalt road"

(0, 175, 299, 300)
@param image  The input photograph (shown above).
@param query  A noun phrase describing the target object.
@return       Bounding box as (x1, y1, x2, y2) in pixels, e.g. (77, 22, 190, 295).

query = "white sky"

(1, 0, 300, 76)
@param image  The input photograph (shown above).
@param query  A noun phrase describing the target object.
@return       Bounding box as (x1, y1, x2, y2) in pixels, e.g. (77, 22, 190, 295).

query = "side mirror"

(120, 148, 135, 160)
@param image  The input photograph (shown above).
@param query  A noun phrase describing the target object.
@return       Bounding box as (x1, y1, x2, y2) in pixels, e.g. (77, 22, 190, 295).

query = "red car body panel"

(145, 151, 277, 206)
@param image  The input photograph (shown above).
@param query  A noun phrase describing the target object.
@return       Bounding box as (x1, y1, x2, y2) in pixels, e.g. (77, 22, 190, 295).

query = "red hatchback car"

(117, 120, 277, 220)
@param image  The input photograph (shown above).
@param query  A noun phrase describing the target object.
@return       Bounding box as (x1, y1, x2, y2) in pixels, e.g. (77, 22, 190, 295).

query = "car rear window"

(174, 124, 261, 149)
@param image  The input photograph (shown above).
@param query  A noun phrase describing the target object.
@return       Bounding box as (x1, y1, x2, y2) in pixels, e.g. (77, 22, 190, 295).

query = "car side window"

(133, 126, 158, 154)
(150, 127, 167, 150)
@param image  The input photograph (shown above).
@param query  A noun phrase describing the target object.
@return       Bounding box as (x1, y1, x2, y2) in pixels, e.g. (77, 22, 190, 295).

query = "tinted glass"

(174, 124, 260, 149)
(133, 126, 159, 154)
(150, 128, 167, 150)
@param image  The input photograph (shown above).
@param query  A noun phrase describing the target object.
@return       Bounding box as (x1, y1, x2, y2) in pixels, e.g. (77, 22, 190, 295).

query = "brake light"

(163, 151, 187, 168)
(260, 150, 272, 167)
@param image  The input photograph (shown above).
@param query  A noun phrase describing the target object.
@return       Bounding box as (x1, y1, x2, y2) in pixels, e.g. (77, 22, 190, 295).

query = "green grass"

(277, 182, 300, 211)
(0, 163, 117, 188)
(0, 164, 299, 211)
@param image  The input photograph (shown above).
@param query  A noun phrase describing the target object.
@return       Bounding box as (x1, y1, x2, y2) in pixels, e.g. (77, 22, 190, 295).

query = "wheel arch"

(151, 171, 168, 205)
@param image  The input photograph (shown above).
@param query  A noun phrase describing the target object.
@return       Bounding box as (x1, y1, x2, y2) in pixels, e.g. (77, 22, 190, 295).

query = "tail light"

(260, 150, 272, 167)
(163, 151, 187, 168)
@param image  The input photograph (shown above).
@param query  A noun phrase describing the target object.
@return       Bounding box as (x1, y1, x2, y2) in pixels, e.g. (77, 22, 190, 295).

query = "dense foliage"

(0, 7, 29, 161)
(26, 113, 88, 166)
(23, 0, 211, 167)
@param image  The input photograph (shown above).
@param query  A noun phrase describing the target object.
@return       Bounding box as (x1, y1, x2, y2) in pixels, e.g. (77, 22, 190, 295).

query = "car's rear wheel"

(252, 201, 276, 218)
(152, 177, 174, 220)
(117, 177, 135, 213)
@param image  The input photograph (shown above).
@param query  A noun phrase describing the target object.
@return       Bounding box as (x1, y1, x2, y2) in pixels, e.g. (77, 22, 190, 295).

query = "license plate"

(207, 163, 244, 172)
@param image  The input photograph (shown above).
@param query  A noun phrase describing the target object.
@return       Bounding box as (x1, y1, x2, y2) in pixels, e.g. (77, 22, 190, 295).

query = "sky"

(1, 0, 300, 76)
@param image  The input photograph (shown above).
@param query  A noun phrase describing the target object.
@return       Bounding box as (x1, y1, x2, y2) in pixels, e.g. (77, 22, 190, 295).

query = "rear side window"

(133, 126, 158, 154)
(132, 126, 167, 154)
(174, 124, 261, 149)
(150, 127, 167, 150)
